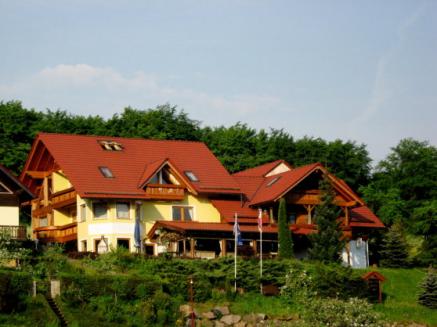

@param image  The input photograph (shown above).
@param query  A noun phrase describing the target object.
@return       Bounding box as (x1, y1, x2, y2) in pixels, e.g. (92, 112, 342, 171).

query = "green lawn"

(374, 268, 436, 326)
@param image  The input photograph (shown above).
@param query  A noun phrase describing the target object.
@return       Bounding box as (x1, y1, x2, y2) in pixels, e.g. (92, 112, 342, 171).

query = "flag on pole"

(258, 208, 263, 232)
(233, 214, 243, 246)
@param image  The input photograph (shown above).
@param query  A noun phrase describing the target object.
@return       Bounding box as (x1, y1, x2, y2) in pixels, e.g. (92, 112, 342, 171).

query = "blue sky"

(1, 0, 436, 163)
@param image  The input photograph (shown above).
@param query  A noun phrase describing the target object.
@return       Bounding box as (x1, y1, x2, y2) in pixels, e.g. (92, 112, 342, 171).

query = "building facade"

(20, 133, 384, 267)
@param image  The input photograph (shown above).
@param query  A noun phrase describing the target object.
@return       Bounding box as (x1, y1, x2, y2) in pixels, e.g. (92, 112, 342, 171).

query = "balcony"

(144, 184, 185, 201)
(32, 187, 77, 218)
(0, 225, 27, 240)
(34, 222, 77, 243)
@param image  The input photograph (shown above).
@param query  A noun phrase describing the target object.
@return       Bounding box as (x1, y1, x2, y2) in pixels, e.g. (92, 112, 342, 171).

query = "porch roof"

(147, 220, 316, 240)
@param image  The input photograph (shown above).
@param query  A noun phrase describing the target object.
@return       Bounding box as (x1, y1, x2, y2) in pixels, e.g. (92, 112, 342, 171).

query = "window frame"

(93, 202, 108, 219)
(99, 166, 114, 178)
(172, 205, 194, 222)
(116, 201, 130, 219)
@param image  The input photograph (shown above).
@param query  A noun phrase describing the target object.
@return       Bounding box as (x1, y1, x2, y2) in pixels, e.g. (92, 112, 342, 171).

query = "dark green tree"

(309, 176, 345, 263)
(278, 198, 293, 258)
(413, 200, 437, 266)
(380, 223, 410, 268)
(418, 267, 437, 309)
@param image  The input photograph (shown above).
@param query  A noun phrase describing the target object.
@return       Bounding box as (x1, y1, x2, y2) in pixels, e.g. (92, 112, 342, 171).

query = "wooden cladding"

(144, 184, 185, 200)
(34, 222, 77, 243)
(32, 187, 76, 218)
(0, 225, 27, 240)
(286, 190, 356, 207)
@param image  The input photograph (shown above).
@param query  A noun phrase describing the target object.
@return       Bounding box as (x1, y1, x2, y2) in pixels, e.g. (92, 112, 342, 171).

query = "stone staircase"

(45, 296, 68, 327)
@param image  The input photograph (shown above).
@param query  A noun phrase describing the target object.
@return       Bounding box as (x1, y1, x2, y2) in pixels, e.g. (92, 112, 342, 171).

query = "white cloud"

(0, 63, 282, 125)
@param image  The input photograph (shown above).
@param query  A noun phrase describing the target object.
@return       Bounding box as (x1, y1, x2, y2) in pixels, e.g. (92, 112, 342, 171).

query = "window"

(116, 202, 130, 219)
(80, 204, 87, 222)
(99, 166, 114, 178)
(93, 202, 108, 219)
(117, 238, 130, 249)
(98, 140, 123, 151)
(184, 171, 199, 182)
(267, 176, 281, 187)
(172, 206, 193, 221)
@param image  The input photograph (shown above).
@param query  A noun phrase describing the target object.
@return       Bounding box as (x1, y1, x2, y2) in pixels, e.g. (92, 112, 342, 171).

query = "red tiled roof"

(233, 175, 265, 200)
(233, 160, 291, 177)
(250, 163, 321, 205)
(0, 164, 34, 199)
(23, 133, 240, 198)
(211, 200, 258, 219)
(147, 220, 316, 239)
(137, 158, 168, 188)
(350, 206, 385, 228)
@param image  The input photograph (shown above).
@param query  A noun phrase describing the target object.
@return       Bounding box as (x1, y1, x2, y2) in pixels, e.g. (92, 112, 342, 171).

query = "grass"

(375, 268, 436, 326)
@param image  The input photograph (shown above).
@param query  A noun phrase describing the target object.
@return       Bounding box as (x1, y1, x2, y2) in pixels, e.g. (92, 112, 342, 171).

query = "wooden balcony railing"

(144, 184, 185, 200)
(34, 222, 77, 243)
(32, 187, 77, 218)
(0, 225, 27, 240)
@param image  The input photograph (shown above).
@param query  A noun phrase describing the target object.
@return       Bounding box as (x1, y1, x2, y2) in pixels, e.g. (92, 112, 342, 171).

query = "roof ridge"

(38, 132, 205, 144)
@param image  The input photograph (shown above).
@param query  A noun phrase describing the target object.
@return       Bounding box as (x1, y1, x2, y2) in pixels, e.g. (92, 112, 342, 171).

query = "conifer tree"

(309, 176, 345, 263)
(278, 198, 293, 258)
(418, 267, 437, 309)
(380, 223, 409, 268)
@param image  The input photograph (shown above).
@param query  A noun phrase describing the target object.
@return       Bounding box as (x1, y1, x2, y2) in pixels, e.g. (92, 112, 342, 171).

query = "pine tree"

(308, 176, 345, 263)
(278, 198, 293, 258)
(418, 267, 437, 309)
(380, 223, 409, 268)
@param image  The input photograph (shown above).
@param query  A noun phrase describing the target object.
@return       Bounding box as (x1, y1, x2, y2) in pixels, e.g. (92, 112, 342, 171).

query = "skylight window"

(98, 140, 123, 151)
(184, 171, 199, 182)
(99, 166, 114, 178)
(266, 176, 280, 187)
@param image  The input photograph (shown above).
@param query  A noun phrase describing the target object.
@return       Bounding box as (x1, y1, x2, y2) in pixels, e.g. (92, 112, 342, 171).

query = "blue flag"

(233, 216, 243, 246)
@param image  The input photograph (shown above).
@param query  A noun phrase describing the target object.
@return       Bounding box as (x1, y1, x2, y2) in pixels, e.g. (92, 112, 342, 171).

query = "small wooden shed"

(362, 271, 386, 303)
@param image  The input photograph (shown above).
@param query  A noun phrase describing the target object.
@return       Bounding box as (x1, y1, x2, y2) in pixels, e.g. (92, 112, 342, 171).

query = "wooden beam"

(26, 171, 51, 179)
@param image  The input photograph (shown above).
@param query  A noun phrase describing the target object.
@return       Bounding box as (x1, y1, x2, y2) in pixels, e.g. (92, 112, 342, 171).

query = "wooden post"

(304, 204, 315, 224)
(269, 207, 274, 224)
(345, 207, 349, 226)
(252, 240, 257, 255)
(221, 239, 227, 257)
(43, 177, 49, 206)
(190, 238, 195, 258)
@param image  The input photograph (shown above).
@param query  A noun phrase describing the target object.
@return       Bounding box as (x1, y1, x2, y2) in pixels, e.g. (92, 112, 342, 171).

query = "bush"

(303, 297, 383, 327)
(0, 270, 32, 313)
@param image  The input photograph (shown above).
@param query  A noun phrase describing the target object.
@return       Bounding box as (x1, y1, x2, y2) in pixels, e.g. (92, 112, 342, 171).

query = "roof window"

(184, 171, 199, 182)
(99, 140, 123, 151)
(266, 176, 281, 187)
(99, 166, 114, 178)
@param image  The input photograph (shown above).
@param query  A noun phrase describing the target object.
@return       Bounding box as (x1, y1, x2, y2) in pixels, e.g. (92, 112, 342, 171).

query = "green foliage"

(0, 231, 32, 266)
(0, 269, 32, 313)
(418, 267, 437, 309)
(278, 198, 293, 258)
(380, 224, 409, 268)
(309, 177, 345, 263)
(303, 297, 383, 327)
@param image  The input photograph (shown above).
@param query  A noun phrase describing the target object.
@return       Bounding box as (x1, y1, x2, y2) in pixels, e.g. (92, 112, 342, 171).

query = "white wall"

(342, 239, 369, 268)
(0, 206, 19, 226)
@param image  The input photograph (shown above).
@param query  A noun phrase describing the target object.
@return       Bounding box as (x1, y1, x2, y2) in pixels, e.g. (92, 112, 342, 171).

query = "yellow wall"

(0, 206, 19, 226)
(53, 208, 74, 226)
(142, 193, 221, 235)
(52, 171, 72, 193)
(76, 193, 221, 252)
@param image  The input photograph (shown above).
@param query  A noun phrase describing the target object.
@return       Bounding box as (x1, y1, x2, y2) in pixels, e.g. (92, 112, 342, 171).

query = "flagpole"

(234, 212, 238, 292)
(258, 209, 263, 294)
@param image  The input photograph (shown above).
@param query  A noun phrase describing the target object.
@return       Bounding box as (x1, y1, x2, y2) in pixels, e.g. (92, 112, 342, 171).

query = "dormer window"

(99, 166, 114, 178)
(184, 171, 199, 182)
(99, 140, 123, 151)
(267, 176, 280, 187)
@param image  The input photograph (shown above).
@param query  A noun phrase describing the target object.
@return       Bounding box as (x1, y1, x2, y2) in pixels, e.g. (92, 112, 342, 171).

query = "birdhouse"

(362, 271, 386, 303)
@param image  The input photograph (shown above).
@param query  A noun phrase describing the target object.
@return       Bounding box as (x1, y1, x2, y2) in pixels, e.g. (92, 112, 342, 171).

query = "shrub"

(418, 267, 437, 309)
(380, 223, 410, 268)
(0, 270, 32, 313)
(278, 198, 293, 258)
(303, 297, 383, 327)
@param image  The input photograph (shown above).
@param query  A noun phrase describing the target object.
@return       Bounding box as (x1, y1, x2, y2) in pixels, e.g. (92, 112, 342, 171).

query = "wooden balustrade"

(34, 222, 77, 243)
(0, 225, 27, 240)
(144, 184, 185, 200)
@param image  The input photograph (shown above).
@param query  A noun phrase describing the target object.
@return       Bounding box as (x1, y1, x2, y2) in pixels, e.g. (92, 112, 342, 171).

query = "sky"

(0, 0, 436, 163)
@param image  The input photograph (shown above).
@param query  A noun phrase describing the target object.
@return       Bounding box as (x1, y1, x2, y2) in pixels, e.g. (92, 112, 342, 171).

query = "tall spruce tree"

(309, 176, 345, 263)
(380, 223, 409, 268)
(418, 267, 437, 309)
(278, 198, 293, 258)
